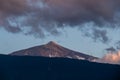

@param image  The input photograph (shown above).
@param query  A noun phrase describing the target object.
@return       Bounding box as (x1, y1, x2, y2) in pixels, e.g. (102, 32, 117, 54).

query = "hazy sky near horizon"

(0, 0, 120, 58)
(0, 26, 120, 58)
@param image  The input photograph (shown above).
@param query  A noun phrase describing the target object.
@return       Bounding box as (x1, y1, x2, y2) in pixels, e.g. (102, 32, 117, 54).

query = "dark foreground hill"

(0, 55, 120, 80)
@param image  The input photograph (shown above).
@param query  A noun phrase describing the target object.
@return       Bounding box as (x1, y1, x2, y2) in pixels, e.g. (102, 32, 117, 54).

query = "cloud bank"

(97, 51, 120, 65)
(0, 0, 120, 42)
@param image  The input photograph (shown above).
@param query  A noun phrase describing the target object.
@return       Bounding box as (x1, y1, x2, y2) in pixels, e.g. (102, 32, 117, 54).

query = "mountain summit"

(10, 41, 98, 61)
(47, 41, 58, 45)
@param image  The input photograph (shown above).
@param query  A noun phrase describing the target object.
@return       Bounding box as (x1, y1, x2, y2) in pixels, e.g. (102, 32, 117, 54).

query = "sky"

(0, 0, 120, 58)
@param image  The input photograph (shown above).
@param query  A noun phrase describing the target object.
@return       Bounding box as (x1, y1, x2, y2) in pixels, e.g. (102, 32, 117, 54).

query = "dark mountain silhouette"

(10, 41, 98, 61)
(0, 54, 120, 80)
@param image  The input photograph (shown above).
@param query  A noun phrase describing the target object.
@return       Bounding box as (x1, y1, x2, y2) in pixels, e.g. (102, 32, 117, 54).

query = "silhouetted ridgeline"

(0, 54, 120, 80)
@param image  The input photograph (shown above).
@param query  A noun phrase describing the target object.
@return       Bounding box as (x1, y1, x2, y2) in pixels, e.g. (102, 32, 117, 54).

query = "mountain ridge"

(9, 41, 98, 61)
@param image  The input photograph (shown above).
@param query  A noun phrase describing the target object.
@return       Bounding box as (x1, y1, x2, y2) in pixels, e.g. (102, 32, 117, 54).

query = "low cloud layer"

(98, 51, 120, 65)
(0, 0, 120, 42)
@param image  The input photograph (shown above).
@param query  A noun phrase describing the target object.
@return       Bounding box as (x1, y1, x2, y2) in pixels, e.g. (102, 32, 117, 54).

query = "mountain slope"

(10, 41, 98, 61)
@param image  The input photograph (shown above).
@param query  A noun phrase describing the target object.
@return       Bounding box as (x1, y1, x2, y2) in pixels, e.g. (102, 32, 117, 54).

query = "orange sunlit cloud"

(98, 51, 120, 65)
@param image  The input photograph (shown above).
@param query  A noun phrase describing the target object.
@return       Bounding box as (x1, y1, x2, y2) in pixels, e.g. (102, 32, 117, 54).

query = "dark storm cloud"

(0, 0, 28, 14)
(0, 0, 120, 41)
(0, 0, 30, 33)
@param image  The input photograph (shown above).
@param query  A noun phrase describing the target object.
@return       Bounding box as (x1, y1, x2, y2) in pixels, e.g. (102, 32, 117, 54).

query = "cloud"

(101, 51, 120, 64)
(115, 41, 120, 50)
(90, 28, 108, 43)
(105, 41, 120, 53)
(105, 47, 116, 53)
(0, 0, 30, 33)
(96, 51, 120, 65)
(0, 0, 120, 41)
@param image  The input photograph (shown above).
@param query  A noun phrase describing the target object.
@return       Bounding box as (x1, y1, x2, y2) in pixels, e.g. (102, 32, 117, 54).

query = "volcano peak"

(47, 41, 57, 45)
(45, 41, 60, 47)
(10, 41, 98, 61)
